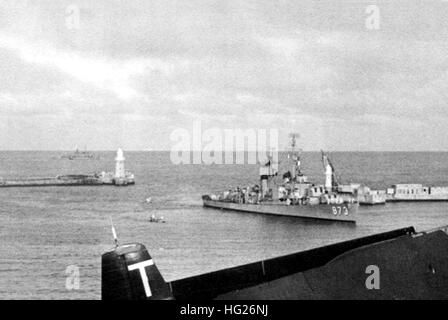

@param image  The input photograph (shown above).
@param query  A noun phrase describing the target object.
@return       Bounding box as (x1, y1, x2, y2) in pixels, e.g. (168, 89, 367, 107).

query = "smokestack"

(325, 164, 332, 192)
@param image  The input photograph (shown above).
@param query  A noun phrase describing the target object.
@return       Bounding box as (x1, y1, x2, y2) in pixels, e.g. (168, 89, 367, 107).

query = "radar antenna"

(288, 133, 300, 158)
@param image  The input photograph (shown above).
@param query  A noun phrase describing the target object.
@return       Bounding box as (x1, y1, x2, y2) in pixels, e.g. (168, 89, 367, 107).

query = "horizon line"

(0, 149, 448, 153)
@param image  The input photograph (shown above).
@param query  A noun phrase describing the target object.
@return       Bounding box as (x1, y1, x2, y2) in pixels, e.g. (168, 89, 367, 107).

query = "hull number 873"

(332, 206, 349, 216)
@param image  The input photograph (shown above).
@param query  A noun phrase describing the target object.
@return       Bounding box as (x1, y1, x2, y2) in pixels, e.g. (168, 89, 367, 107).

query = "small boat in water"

(149, 214, 165, 223)
(202, 135, 358, 223)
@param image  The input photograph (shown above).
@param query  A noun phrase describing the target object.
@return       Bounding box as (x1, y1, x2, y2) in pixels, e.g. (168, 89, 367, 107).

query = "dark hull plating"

(102, 225, 448, 300)
(202, 196, 357, 223)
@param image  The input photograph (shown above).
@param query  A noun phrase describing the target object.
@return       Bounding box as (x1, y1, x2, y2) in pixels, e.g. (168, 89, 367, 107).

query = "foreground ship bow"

(102, 225, 448, 299)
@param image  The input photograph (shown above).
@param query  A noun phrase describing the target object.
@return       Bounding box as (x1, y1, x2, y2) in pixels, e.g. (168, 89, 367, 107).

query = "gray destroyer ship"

(202, 136, 358, 223)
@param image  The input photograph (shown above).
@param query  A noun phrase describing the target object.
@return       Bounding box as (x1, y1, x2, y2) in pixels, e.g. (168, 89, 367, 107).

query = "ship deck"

(202, 196, 357, 223)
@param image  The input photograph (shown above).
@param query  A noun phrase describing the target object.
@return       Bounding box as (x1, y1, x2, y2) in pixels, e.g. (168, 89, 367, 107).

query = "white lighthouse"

(115, 148, 126, 180)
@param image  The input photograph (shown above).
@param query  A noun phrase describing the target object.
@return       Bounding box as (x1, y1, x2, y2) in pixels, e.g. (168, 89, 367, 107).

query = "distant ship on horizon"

(60, 147, 100, 160)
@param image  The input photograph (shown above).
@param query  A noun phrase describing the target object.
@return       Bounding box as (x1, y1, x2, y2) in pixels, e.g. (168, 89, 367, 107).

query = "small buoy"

(146, 197, 152, 203)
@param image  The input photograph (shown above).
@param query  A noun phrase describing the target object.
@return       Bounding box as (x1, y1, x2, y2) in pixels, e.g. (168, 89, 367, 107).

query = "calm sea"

(1, 151, 448, 299)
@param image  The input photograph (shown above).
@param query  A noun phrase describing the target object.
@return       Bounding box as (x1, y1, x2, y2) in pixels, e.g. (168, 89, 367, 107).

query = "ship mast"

(288, 133, 301, 181)
(259, 148, 279, 199)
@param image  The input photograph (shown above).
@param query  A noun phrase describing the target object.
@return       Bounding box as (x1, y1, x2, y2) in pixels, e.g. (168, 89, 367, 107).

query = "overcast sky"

(0, 0, 448, 151)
